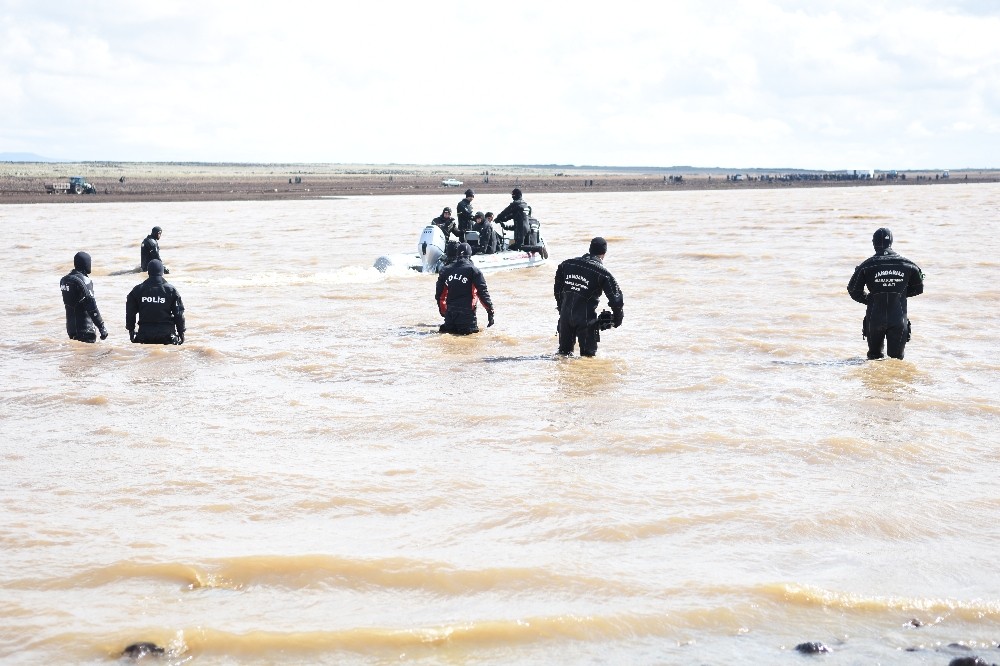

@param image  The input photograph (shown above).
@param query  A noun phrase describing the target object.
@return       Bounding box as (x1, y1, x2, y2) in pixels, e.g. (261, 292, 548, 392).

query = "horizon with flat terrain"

(1, 160, 996, 205)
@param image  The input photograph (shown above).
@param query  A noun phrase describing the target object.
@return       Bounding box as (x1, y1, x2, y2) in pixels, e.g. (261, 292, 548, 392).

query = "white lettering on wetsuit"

(874, 269, 905, 288)
(141, 296, 166, 303)
(445, 273, 468, 285)
(564, 273, 590, 292)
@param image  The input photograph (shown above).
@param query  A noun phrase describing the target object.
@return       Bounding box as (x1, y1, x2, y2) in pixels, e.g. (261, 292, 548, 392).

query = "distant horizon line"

(0, 153, 992, 173)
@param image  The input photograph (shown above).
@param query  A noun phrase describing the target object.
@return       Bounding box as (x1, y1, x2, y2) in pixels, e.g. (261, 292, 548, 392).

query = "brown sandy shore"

(1, 162, 997, 205)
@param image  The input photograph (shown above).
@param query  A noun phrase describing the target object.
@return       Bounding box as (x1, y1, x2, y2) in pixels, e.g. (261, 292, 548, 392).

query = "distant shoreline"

(1, 162, 996, 205)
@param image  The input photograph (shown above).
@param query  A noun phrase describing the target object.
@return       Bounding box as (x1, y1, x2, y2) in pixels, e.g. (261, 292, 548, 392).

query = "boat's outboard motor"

(418, 225, 446, 273)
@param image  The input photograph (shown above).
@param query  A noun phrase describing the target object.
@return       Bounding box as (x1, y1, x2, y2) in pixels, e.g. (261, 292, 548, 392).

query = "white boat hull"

(374, 224, 548, 274)
(374, 248, 548, 274)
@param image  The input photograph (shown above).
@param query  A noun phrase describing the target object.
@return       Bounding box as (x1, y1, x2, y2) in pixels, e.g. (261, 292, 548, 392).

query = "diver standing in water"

(847, 227, 924, 360)
(140, 226, 169, 273)
(553, 237, 624, 357)
(126, 259, 186, 344)
(60, 251, 109, 343)
(435, 243, 495, 334)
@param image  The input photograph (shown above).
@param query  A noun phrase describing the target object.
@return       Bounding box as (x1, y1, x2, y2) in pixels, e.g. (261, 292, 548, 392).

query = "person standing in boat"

(456, 189, 476, 241)
(553, 237, 624, 357)
(126, 259, 186, 345)
(495, 188, 532, 250)
(847, 227, 924, 360)
(140, 226, 169, 274)
(60, 251, 109, 343)
(431, 207, 459, 242)
(435, 243, 495, 335)
(470, 211, 499, 255)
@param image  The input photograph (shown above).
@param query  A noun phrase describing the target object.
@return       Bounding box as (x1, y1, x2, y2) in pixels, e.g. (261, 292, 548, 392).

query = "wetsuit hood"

(457, 242, 472, 258)
(147, 259, 165, 277)
(872, 227, 893, 252)
(73, 251, 92, 275)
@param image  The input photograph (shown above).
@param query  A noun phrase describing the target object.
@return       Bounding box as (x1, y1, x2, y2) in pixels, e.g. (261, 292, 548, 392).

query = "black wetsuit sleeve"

(847, 264, 868, 304)
(907, 264, 924, 297)
(495, 203, 515, 228)
(171, 288, 186, 333)
(602, 271, 624, 318)
(435, 273, 448, 313)
(473, 269, 493, 313)
(126, 285, 140, 330)
(553, 261, 565, 308)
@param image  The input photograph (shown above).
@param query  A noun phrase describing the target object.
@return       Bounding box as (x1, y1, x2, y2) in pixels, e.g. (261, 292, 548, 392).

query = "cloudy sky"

(2, 0, 997, 169)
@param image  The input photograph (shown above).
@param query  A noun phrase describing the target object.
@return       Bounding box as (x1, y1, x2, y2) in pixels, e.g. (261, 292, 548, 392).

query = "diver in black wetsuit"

(126, 260, 186, 344)
(553, 237, 624, 357)
(456, 189, 475, 241)
(495, 188, 532, 250)
(435, 243, 495, 334)
(60, 251, 109, 343)
(847, 227, 924, 360)
(140, 226, 169, 273)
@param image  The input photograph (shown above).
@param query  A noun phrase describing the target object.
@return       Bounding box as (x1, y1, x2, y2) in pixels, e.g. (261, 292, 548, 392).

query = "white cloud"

(1, 0, 998, 167)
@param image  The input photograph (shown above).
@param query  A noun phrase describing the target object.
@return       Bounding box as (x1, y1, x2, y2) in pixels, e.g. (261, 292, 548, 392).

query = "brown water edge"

(1, 162, 996, 204)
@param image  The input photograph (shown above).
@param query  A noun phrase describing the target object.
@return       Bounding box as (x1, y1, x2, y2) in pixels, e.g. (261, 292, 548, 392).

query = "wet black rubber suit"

(140, 226, 167, 273)
(471, 219, 499, 254)
(495, 197, 531, 250)
(435, 245, 495, 335)
(126, 259, 186, 344)
(60, 251, 109, 343)
(432, 214, 459, 242)
(554, 254, 624, 356)
(456, 197, 475, 240)
(847, 227, 924, 360)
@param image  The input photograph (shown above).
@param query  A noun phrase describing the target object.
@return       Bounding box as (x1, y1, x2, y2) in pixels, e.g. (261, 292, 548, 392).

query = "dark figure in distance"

(456, 189, 476, 240)
(60, 251, 109, 343)
(847, 227, 924, 360)
(432, 207, 459, 242)
(435, 243, 495, 334)
(554, 237, 624, 357)
(140, 226, 169, 273)
(126, 259, 186, 344)
(495, 188, 531, 250)
(470, 211, 499, 255)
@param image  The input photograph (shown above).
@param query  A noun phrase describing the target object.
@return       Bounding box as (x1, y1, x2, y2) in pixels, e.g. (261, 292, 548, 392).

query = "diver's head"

(147, 259, 165, 277)
(73, 251, 92, 275)
(872, 227, 893, 252)
(457, 243, 472, 258)
(589, 237, 608, 257)
(511, 188, 522, 200)
(151, 226, 162, 240)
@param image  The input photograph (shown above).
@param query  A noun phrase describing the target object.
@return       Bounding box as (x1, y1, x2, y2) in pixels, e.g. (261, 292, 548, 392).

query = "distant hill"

(0, 152, 58, 162)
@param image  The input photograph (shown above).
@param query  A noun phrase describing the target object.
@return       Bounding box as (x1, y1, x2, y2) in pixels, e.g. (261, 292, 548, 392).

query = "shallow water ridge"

(1, 185, 999, 665)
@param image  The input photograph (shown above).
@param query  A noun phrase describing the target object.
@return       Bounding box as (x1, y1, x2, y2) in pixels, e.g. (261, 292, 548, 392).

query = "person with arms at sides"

(847, 227, 924, 360)
(435, 243, 495, 334)
(126, 259, 186, 345)
(60, 251, 109, 343)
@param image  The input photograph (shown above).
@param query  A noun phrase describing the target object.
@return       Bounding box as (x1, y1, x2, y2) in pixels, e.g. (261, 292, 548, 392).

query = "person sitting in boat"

(470, 211, 499, 255)
(495, 188, 532, 250)
(432, 207, 459, 241)
(435, 243, 495, 334)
